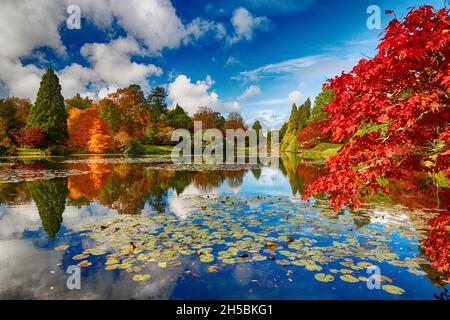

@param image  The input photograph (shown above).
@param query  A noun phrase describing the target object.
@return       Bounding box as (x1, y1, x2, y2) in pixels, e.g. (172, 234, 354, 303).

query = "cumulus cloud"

(0, 0, 226, 100)
(288, 90, 303, 105)
(228, 7, 271, 45)
(0, 0, 66, 59)
(251, 109, 287, 130)
(237, 85, 261, 101)
(168, 75, 239, 115)
(72, 0, 225, 53)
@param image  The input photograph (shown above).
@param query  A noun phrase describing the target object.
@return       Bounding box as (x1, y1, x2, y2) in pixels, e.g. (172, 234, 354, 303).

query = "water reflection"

(0, 155, 448, 299)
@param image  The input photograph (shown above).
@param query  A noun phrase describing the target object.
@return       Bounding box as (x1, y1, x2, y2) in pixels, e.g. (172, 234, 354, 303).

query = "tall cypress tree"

(27, 68, 68, 144)
(147, 86, 168, 123)
(296, 98, 311, 131)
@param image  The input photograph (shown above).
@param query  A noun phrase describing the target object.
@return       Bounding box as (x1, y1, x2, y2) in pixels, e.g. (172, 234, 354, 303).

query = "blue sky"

(0, 0, 446, 128)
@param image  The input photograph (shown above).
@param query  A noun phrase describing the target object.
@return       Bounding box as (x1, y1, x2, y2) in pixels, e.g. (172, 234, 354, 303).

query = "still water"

(0, 156, 448, 299)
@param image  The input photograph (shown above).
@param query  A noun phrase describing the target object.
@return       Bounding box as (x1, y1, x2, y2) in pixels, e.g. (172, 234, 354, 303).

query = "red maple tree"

(302, 6, 450, 211)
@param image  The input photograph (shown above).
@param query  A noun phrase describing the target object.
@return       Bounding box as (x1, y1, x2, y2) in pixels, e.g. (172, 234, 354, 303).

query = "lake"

(0, 155, 448, 300)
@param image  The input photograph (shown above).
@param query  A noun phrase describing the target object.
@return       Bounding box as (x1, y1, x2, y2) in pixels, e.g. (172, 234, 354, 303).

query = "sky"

(0, 0, 446, 129)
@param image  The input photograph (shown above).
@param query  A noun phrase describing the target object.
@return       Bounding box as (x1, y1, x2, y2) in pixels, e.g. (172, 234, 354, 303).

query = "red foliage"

(297, 120, 331, 149)
(422, 212, 450, 279)
(13, 128, 47, 148)
(303, 6, 450, 210)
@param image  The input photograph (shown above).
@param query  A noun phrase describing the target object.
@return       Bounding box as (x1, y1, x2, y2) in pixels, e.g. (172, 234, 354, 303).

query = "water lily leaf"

(340, 275, 359, 283)
(314, 273, 334, 282)
(72, 254, 89, 260)
(132, 274, 151, 282)
(55, 245, 69, 251)
(382, 285, 405, 295)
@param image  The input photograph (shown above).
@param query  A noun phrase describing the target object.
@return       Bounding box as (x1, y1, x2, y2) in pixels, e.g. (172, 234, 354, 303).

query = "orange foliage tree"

(67, 108, 113, 153)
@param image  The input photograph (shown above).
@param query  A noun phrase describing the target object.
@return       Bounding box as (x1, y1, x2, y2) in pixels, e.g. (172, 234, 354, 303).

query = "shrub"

(124, 140, 146, 156)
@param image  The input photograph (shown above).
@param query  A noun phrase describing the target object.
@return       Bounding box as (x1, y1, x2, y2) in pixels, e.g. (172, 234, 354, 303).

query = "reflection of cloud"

(0, 202, 116, 240)
(0, 239, 183, 299)
(259, 168, 279, 186)
(371, 210, 410, 226)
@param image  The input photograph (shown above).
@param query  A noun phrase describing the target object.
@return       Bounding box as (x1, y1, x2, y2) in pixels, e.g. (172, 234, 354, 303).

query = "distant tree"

(193, 107, 225, 131)
(98, 85, 150, 139)
(279, 122, 288, 142)
(310, 88, 334, 122)
(0, 97, 31, 142)
(167, 104, 193, 130)
(27, 68, 68, 144)
(65, 93, 93, 111)
(252, 120, 263, 145)
(280, 103, 299, 152)
(296, 98, 311, 131)
(147, 86, 168, 123)
(27, 178, 68, 239)
(224, 112, 247, 131)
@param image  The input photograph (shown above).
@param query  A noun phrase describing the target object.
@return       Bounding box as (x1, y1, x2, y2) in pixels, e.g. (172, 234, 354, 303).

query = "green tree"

(147, 86, 168, 123)
(310, 88, 334, 122)
(297, 98, 311, 131)
(27, 68, 68, 144)
(279, 122, 288, 142)
(65, 93, 93, 111)
(27, 178, 68, 238)
(167, 104, 193, 130)
(252, 120, 263, 145)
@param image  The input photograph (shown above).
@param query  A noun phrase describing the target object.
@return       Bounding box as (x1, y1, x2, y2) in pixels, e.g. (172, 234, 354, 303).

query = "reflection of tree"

(251, 168, 261, 180)
(280, 154, 326, 196)
(27, 178, 68, 238)
(192, 171, 225, 192)
(0, 182, 30, 205)
(224, 170, 245, 189)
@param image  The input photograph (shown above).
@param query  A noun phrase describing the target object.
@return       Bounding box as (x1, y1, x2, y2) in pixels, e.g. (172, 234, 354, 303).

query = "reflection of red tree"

(422, 212, 450, 280)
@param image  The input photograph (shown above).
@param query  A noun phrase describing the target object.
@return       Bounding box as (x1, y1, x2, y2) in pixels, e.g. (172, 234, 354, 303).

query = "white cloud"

(0, 0, 66, 59)
(251, 110, 287, 130)
(168, 75, 239, 115)
(237, 85, 261, 101)
(288, 90, 302, 105)
(226, 56, 242, 66)
(73, 0, 225, 53)
(228, 7, 271, 44)
(0, 58, 44, 100)
(80, 36, 162, 88)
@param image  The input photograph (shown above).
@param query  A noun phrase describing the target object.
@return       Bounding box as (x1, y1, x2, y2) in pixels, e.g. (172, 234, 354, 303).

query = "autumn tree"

(303, 6, 450, 210)
(27, 68, 68, 144)
(67, 108, 113, 153)
(97, 85, 150, 144)
(224, 112, 247, 131)
(192, 107, 225, 131)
